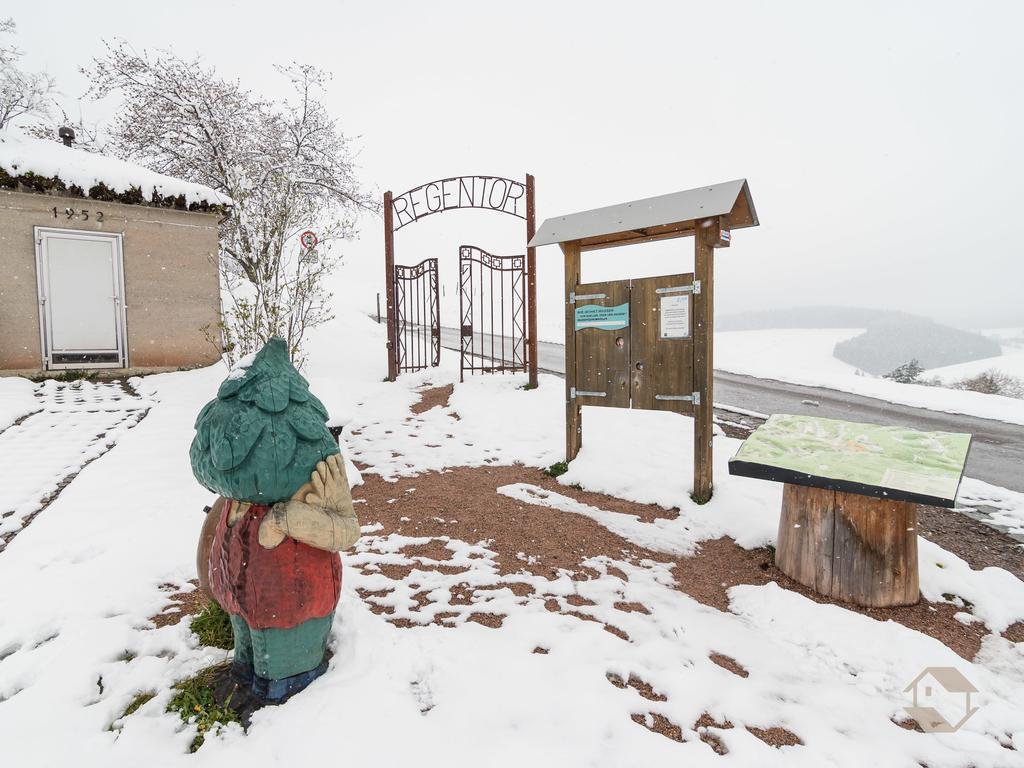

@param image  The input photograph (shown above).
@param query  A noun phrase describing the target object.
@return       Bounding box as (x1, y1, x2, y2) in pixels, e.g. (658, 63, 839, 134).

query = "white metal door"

(35, 228, 127, 369)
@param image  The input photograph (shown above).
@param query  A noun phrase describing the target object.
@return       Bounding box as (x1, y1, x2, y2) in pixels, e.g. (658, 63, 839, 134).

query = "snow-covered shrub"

(952, 369, 1024, 399)
(883, 359, 924, 384)
(0, 18, 56, 131)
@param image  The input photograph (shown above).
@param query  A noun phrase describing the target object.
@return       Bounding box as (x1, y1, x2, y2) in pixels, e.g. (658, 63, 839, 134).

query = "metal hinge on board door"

(654, 391, 701, 406)
(569, 292, 606, 305)
(570, 387, 607, 399)
(654, 280, 701, 296)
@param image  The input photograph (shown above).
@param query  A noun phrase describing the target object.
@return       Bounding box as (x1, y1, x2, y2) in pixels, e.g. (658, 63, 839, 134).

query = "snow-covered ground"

(716, 329, 1024, 425)
(0, 381, 151, 541)
(0, 376, 38, 431)
(959, 479, 1024, 538)
(1, 309, 1023, 766)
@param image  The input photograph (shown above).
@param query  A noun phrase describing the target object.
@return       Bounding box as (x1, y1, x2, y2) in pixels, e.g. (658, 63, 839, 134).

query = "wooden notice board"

(574, 272, 696, 415)
(530, 178, 760, 503)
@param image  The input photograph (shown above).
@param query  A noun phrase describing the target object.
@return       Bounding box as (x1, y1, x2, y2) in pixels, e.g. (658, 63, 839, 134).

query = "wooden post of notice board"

(692, 217, 717, 503)
(563, 239, 582, 460)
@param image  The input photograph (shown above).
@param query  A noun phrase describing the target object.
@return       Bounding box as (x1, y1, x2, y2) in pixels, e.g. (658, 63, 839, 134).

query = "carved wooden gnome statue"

(190, 337, 359, 704)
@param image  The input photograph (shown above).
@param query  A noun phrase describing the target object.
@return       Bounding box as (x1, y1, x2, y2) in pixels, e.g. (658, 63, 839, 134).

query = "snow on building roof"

(0, 133, 232, 209)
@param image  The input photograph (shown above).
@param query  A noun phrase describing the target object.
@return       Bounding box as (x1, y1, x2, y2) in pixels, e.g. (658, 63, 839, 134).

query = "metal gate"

(459, 245, 527, 382)
(394, 258, 440, 372)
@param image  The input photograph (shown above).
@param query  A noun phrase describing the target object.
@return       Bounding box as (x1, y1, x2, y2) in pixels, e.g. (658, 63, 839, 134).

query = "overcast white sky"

(9, 0, 1024, 331)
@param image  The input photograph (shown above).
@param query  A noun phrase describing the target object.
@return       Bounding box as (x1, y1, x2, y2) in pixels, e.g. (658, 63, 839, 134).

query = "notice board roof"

(529, 178, 757, 251)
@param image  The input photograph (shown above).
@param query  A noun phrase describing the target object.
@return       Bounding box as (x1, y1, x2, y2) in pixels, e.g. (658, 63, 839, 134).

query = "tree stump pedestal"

(775, 483, 920, 608)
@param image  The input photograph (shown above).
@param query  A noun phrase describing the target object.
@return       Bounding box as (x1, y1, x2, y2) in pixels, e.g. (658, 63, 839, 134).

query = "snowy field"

(715, 328, 864, 381)
(926, 347, 1024, 385)
(0, 310, 1023, 766)
(716, 329, 1024, 425)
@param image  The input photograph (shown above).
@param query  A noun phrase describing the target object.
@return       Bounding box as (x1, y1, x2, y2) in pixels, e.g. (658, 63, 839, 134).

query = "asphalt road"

(437, 326, 1024, 492)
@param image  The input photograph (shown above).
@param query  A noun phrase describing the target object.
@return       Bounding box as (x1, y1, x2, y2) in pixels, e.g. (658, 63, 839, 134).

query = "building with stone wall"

(0, 134, 231, 374)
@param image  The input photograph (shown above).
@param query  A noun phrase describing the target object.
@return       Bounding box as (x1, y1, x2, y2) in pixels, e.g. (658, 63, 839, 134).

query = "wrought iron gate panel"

(394, 258, 440, 372)
(459, 246, 527, 381)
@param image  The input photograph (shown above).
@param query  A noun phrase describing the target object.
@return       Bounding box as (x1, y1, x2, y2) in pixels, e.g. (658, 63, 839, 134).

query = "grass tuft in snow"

(121, 690, 155, 718)
(166, 664, 239, 752)
(190, 601, 234, 650)
(29, 369, 99, 383)
(544, 461, 569, 478)
(690, 489, 712, 505)
(941, 592, 976, 611)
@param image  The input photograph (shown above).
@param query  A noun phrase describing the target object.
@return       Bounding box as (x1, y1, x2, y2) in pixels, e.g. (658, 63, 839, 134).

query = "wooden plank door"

(629, 273, 695, 414)
(573, 279, 631, 409)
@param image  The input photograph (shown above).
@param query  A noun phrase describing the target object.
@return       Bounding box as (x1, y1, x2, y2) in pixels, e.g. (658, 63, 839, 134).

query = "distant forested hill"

(717, 306, 1002, 376)
(833, 317, 1001, 375)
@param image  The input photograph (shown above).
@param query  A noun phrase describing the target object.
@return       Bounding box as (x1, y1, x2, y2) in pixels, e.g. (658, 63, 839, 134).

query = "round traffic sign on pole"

(300, 230, 318, 249)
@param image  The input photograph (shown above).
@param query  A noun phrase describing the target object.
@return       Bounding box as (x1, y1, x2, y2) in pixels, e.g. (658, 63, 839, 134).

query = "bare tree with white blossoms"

(0, 18, 57, 131)
(83, 42, 376, 364)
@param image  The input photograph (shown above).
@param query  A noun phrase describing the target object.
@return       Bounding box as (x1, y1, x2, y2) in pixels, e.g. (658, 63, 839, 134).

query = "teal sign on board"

(575, 302, 630, 331)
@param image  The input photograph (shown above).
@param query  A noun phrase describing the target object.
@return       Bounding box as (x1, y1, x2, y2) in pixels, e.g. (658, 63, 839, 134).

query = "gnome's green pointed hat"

(190, 337, 340, 503)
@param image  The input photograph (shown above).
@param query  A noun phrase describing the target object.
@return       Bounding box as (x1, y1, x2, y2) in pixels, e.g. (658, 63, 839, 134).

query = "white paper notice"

(659, 294, 690, 339)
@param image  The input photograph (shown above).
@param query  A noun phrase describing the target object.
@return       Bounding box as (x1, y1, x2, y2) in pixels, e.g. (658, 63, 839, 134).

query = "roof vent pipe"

(58, 126, 75, 147)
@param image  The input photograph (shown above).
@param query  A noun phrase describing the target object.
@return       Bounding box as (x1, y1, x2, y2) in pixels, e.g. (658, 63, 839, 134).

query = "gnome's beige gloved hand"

(258, 454, 360, 552)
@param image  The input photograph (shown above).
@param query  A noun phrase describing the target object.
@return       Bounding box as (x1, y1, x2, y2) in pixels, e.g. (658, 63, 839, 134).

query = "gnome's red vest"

(208, 502, 342, 629)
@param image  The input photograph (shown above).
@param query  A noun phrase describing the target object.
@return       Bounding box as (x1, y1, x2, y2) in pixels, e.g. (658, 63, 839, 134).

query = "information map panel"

(728, 414, 972, 507)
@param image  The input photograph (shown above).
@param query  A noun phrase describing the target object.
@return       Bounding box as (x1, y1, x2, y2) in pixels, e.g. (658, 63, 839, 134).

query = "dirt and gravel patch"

(747, 724, 803, 747)
(410, 384, 454, 414)
(150, 581, 206, 629)
(917, 503, 1024, 580)
(606, 672, 667, 701)
(144, 461, 1010, 662)
(709, 652, 749, 678)
(632, 712, 684, 742)
(694, 713, 731, 753)
(351, 464, 1003, 661)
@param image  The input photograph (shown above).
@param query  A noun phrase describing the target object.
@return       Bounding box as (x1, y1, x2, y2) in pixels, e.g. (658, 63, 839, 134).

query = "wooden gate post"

(692, 218, 716, 502)
(563, 240, 582, 461)
(384, 190, 398, 382)
(526, 173, 538, 388)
